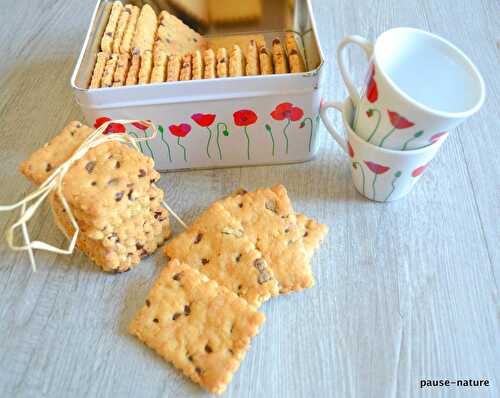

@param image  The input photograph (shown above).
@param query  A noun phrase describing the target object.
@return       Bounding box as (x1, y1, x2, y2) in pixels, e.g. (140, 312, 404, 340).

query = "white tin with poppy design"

(71, 0, 325, 171)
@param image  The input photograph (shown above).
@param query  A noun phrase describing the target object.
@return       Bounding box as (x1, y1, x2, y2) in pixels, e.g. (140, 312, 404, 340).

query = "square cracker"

(230, 188, 329, 260)
(165, 202, 279, 308)
(20, 121, 160, 230)
(129, 259, 265, 395)
(218, 185, 314, 294)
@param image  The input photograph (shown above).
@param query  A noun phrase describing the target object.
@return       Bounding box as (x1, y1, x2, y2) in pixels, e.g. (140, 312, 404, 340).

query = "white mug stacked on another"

(321, 27, 485, 202)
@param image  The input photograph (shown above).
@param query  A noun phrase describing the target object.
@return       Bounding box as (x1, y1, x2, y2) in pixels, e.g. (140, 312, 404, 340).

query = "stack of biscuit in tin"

(130, 185, 328, 394)
(20, 121, 171, 273)
(89, 1, 307, 88)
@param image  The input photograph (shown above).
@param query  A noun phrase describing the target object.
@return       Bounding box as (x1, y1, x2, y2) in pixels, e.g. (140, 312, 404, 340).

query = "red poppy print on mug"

(365, 64, 378, 103)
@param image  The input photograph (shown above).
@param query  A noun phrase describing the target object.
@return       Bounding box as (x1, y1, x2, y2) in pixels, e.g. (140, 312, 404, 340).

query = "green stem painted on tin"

(379, 127, 396, 148)
(265, 125, 275, 157)
(158, 130, 172, 162)
(177, 137, 187, 162)
(205, 127, 213, 159)
(366, 109, 381, 143)
(282, 119, 291, 154)
(372, 173, 379, 200)
(216, 122, 229, 160)
(243, 126, 251, 160)
(128, 132, 144, 154)
(302, 117, 314, 152)
(352, 161, 366, 196)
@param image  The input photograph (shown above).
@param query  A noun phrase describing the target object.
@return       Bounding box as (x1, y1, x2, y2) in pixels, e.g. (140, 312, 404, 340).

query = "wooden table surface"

(0, 0, 498, 397)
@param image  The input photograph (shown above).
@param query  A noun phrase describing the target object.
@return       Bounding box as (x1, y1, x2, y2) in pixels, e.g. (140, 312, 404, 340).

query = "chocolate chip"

(235, 254, 242, 262)
(146, 299, 150, 306)
(188, 355, 194, 362)
(45, 163, 52, 172)
(115, 161, 121, 169)
(205, 345, 212, 353)
(115, 191, 124, 201)
(228, 348, 234, 355)
(258, 271, 271, 284)
(265, 200, 277, 213)
(128, 189, 134, 200)
(254, 258, 267, 272)
(193, 38, 198, 42)
(108, 178, 119, 185)
(272, 38, 281, 45)
(154, 210, 163, 219)
(303, 231, 309, 237)
(153, 318, 159, 323)
(136, 243, 143, 250)
(195, 367, 202, 375)
(76, 122, 82, 128)
(91, 181, 97, 186)
(194, 233, 203, 244)
(172, 313, 181, 320)
(106, 32, 112, 37)
(85, 161, 96, 173)
(140, 249, 148, 258)
(201, 258, 209, 265)
(138, 169, 146, 177)
(290, 49, 298, 55)
(238, 203, 243, 208)
(284, 228, 290, 233)
(173, 272, 183, 281)
(70, 130, 75, 136)
(184, 305, 191, 315)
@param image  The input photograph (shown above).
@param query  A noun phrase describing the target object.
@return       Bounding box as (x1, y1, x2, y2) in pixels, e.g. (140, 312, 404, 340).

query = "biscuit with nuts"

(165, 202, 279, 307)
(129, 259, 265, 395)
(101, 1, 123, 53)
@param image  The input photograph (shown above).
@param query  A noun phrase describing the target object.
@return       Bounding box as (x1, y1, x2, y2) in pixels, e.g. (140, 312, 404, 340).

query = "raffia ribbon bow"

(0, 119, 186, 271)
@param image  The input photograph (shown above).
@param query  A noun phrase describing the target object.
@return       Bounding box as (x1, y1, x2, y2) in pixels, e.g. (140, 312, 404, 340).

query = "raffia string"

(0, 119, 187, 272)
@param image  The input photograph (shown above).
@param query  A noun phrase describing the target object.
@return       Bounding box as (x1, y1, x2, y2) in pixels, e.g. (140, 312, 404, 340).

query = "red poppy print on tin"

(94, 117, 126, 134)
(191, 113, 216, 128)
(233, 110, 258, 127)
(168, 123, 191, 138)
(270, 102, 304, 122)
(233, 110, 258, 160)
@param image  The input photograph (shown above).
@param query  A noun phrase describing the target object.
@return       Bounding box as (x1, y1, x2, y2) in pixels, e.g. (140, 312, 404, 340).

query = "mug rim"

(373, 27, 486, 119)
(341, 98, 446, 156)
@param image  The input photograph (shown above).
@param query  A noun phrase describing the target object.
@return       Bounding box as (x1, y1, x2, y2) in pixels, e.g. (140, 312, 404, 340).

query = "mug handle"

(337, 35, 374, 107)
(320, 101, 348, 154)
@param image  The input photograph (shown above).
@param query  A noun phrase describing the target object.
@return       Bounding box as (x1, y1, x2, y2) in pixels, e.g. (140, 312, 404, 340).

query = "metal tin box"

(71, 0, 325, 171)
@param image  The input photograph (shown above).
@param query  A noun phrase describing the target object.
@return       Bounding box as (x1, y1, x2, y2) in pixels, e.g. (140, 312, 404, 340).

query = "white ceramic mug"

(320, 97, 447, 202)
(337, 27, 485, 150)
